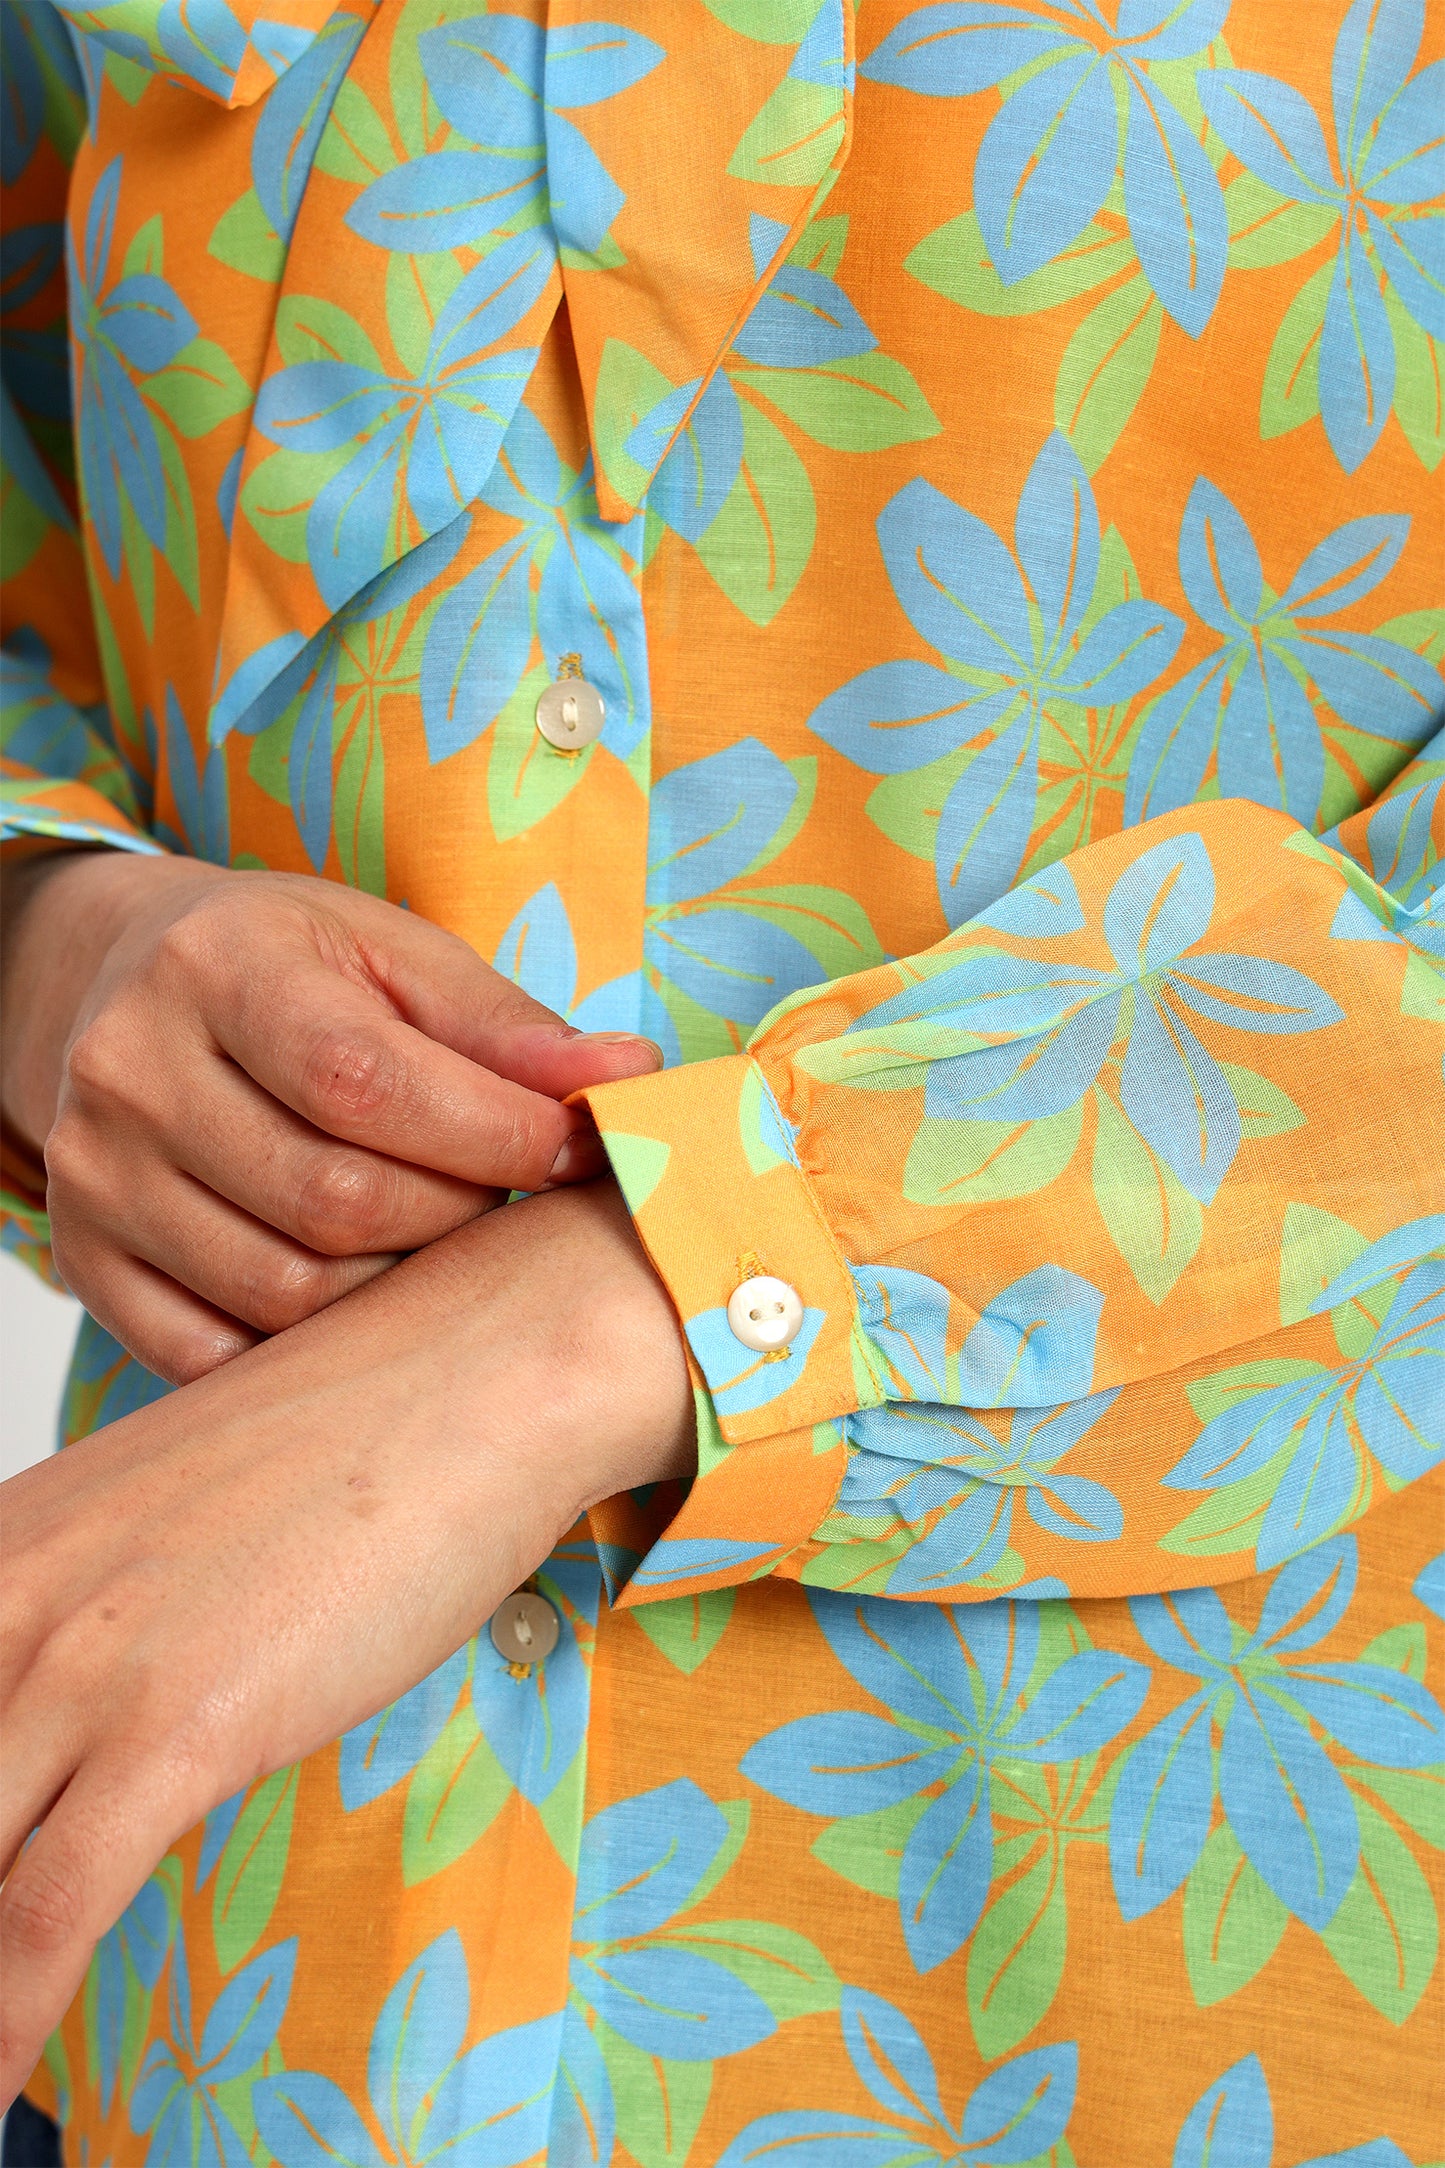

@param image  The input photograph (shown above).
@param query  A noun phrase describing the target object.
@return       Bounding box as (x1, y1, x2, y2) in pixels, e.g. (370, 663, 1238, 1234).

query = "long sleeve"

(1, 2, 164, 1277)
(583, 785, 1444, 1611)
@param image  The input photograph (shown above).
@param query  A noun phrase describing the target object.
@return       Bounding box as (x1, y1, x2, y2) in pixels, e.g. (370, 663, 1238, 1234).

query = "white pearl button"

(535, 677, 605, 750)
(727, 1274, 804, 1353)
(490, 1589, 560, 1665)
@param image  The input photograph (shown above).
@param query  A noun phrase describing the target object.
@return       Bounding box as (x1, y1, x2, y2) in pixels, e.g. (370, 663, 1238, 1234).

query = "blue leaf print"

(574, 1779, 727, 1941)
(851, 1262, 952, 1397)
(731, 263, 877, 368)
(975, 49, 1120, 286)
(825, 440, 1181, 925)
(346, 150, 547, 253)
(868, 1, 1229, 331)
(570, 1778, 775, 2062)
(1114, 1537, 1440, 1932)
(957, 1264, 1104, 1404)
(421, 537, 534, 762)
(1218, 1685, 1359, 1928)
(197, 1938, 297, 2082)
(747, 1594, 1143, 1971)
(254, 1933, 558, 2168)
(878, 477, 1031, 673)
(495, 882, 579, 1014)
(628, 1536, 780, 1587)
(1109, 1690, 1216, 1918)
(420, 2012, 562, 2164)
(255, 2070, 388, 2168)
(840, 1987, 947, 2124)
(1120, 68, 1227, 336)
(1172, 2054, 1273, 2168)
(646, 372, 745, 543)
(810, 661, 1012, 774)
(368, 1931, 468, 2157)
(647, 738, 798, 902)
(1320, 219, 1397, 473)
(1130, 478, 1439, 826)
(1198, 1, 1444, 470)
(935, 706, 1039, 927)
(544, 109, 625, 254)
(862, 7, 1065, 97)
(550, 2007, 615, 2168)
(543, 21, 664, 107)
(961, 2041, 1078, 2163)
(252, 10, 366, 245)
(718, 2004, 1079, 2166)
(339, 1645, 471, 1812)
(1165, 1258, 1444, 1565)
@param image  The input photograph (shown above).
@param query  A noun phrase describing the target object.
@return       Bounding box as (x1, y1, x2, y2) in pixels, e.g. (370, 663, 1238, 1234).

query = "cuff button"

(727, 1274, 804, 1353)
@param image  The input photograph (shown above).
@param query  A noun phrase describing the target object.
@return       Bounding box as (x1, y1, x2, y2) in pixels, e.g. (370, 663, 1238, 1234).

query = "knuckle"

(298, 1027, 398, 1130)
(244, 1251, 327, 1334)
(63, 1019, 127, 1107)
(162, 1326, 251, 1386)
(293, 1152, 390, 1255)
(2, 1855, 84, 1962)
(154, 898, 226, 976)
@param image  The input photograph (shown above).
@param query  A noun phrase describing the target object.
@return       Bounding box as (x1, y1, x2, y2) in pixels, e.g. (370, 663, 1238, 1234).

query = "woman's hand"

(0, 850, 661, 1381)
(0, 1176, 694, 2107)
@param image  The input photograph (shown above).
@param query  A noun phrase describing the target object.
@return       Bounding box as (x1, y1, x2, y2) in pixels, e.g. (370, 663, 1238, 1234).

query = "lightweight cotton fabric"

(2, 0, 1444, 2159)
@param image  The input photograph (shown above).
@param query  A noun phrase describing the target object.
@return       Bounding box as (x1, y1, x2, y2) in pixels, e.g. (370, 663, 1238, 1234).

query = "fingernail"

(581, 1032, 665, 1071)
(547, 1128, 608, 1184)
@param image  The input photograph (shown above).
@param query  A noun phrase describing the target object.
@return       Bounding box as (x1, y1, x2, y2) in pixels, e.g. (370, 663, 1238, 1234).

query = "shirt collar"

(54, 0, 350, 107)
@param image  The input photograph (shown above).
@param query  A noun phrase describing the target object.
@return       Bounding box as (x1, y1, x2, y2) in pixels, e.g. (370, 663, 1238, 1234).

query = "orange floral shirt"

(2, 0, 1443, 2160)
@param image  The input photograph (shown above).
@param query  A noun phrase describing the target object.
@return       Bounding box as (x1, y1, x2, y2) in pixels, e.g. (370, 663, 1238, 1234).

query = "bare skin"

(0, 1177, 695, 2109)
(0, 849, 661, 1382)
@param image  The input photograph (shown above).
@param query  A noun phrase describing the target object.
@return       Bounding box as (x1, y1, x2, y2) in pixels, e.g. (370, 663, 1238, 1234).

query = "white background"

(2, 1248, 80, 1480)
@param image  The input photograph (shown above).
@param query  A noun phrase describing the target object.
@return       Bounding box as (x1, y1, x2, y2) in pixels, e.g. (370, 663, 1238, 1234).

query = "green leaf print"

(734, 351, 940, 452)
(401, 1701, 512, 1885)
(907, 210, 1133, 318)
(810, 1797, 927, 1901)
(1386, 291, 1445, 473)
(1055, 274, 1164, 477)
(790, 211, 848, 278)
(1320, 1799, 1438, 2023)
(1218, 1064, 1305, 1143)
(966, 1836, 1068, 2060)
(731, 884, 884, 980)
(276, 293, 384, 372)
(1342, 1766, 1445, 1852)
(212, 1767, 299, 1975)
(596, 2019, 712, 2168)
(699, 0, 818, 41)
(313, 76, 398, 185)
(123, 214, 163, 278)
(241, 446, 350, 564)
(728, 77, 844, 189)
(1224, 175, 1336, 270)
(631, 1588, 736, 1675)
(146, 338, 252, 439)
(385, 250, 465, 377)
(866, 744, 973, 864)
(693, 399, 815, 626)
(1278, 1204, 1369, 1327)
(488, 665, 596, 841)
(905, 1102, 1084, 1210)
(207, 189, 286, 283)
(594, 339, 676, 509)
(1181, 1822, 1288, 2007)
(661, 1920, 840, 2023)
(1091, 1088, 1202, 1305)
(1261, 260, 1331, 440)
(333, 705, 386, 896)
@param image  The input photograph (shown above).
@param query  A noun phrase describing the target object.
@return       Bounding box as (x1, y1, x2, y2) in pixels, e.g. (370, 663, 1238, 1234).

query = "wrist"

(437, 1179, 696, 1528)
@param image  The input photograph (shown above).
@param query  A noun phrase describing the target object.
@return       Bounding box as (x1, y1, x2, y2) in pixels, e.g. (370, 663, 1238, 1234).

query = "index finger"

(206, 963, 591, 1193)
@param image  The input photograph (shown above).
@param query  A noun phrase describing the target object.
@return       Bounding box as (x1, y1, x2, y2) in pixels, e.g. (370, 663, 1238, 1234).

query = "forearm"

(0, 1173, 694, 2103)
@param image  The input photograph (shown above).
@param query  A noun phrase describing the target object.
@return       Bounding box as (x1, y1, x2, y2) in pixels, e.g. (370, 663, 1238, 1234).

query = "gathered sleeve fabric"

(582, 791, 1445, 1612)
